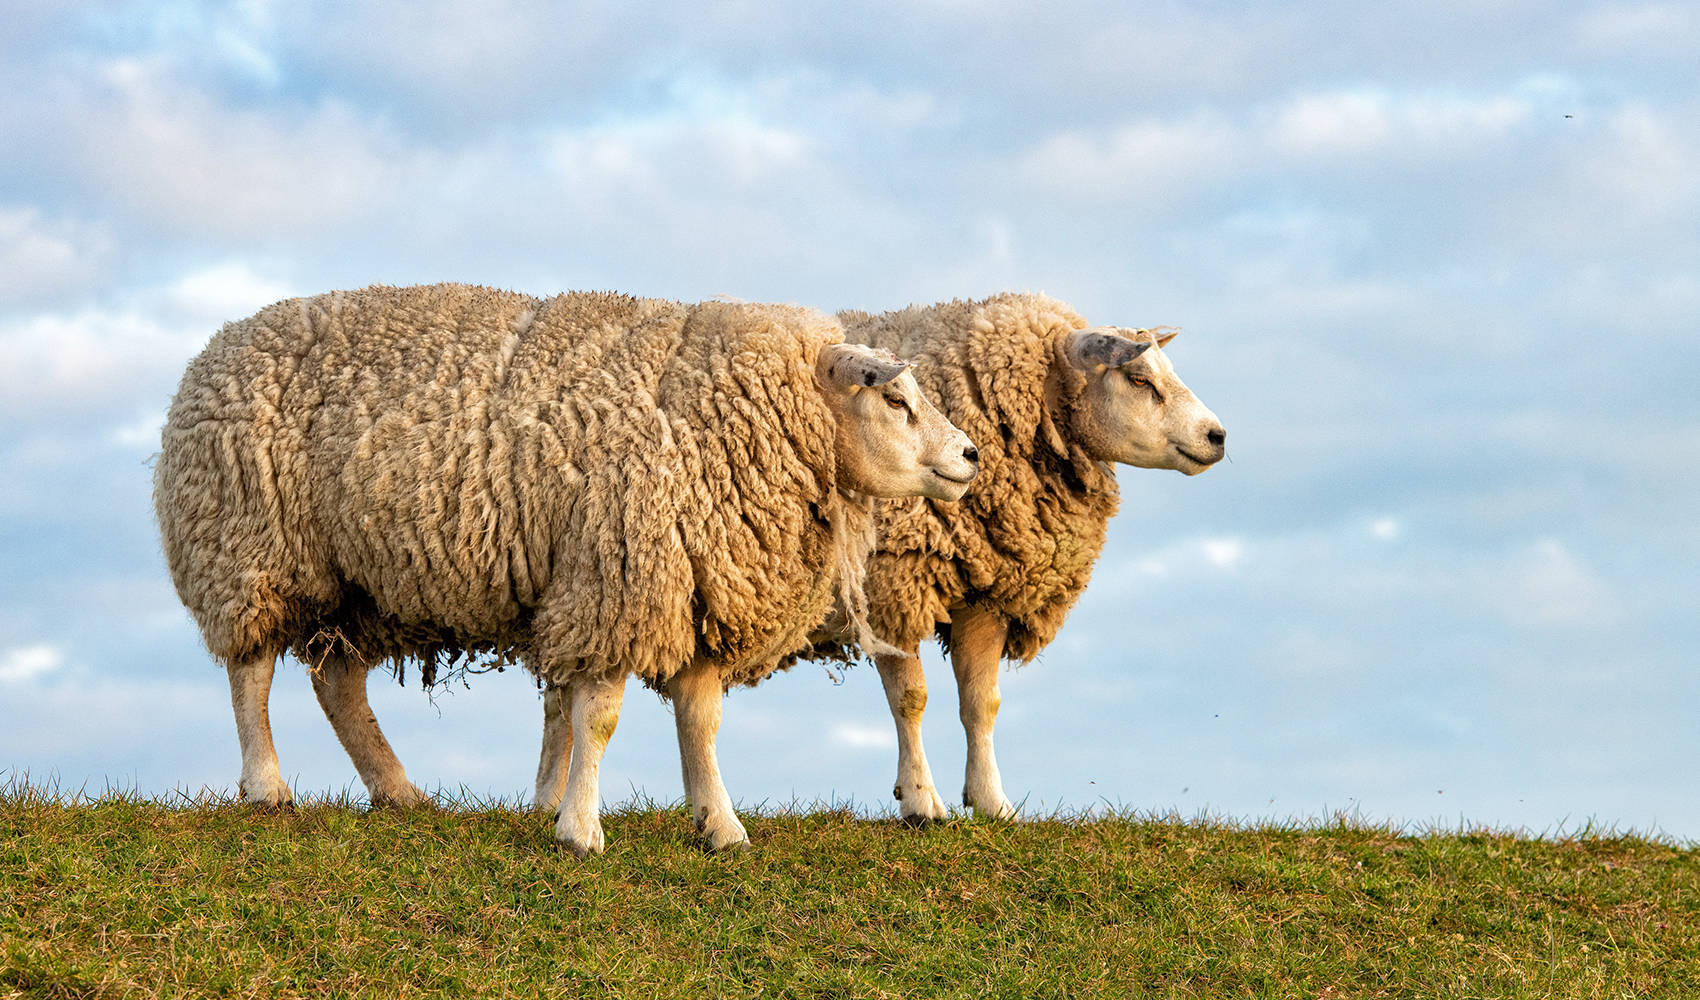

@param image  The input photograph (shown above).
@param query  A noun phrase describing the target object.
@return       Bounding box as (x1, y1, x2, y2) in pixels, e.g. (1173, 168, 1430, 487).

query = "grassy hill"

(2, 783, 1695, 997)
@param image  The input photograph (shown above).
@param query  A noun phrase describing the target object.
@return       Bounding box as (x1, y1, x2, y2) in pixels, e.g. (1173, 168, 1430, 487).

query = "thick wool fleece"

(835, 293, 1115, 662)
(155, 283, 865, 690)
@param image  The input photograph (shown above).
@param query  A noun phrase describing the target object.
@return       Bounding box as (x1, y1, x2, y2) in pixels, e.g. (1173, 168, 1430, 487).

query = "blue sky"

(2, 0, 1696, 835)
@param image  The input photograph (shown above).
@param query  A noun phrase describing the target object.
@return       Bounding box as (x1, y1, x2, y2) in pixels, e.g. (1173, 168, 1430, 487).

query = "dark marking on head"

(1073, 330, 1152, 370)
(823, 344, 911, 389)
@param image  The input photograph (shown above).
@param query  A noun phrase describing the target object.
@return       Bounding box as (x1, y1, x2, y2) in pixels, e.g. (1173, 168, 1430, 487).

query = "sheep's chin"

(1172, 445, 1217, 476)
(922, 469, 972, 502)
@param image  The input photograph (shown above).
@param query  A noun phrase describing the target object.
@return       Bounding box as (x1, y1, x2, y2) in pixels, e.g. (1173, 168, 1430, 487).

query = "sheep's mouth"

(931, 468, 975, 485)
(1174, 446, 1219, 467)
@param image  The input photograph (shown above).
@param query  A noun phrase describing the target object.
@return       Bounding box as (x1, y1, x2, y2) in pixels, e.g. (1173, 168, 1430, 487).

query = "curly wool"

(155, 282, 868, 691)
(835, 293, 1116, 662)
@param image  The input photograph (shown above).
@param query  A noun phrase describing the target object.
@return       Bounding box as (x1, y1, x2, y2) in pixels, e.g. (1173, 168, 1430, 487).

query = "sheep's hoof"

(899, 785, 948, 825)
(243, 789, 295, 812)
(559, 839, 597, 860)
(701, 815, 750, 854)
(241, 788, 295, 812)
(963, 791, 1016, 820)
(238, 774, 295, 810)
(555, 812, 606, 857)
(369, 783, 432, 810)
(556, 832, 606, 858)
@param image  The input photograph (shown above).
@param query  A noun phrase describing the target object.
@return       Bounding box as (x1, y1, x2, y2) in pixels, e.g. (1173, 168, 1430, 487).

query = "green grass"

(2, 781, 1695, 998)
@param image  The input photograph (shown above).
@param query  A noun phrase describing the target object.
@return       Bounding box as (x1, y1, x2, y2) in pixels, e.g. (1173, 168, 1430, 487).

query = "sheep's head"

(1060, 326, 1226, 475)
(818, 343, 979, 500)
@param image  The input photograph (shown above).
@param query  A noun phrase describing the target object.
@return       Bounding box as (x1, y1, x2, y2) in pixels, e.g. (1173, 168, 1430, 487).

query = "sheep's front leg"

(667, 658, 748, 852)
(227, 652, 293, 808)
(554, 674, 625, 856)
(951, 605, 1016, 819)
(532, 683, 573, 813)
(309, 655, 428, 808)
(875, 651, 948, 823)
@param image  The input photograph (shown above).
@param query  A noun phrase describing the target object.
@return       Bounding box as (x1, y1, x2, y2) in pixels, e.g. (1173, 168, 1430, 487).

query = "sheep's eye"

(884, 395, 907, 410)
(1130, 376, 1150, 388)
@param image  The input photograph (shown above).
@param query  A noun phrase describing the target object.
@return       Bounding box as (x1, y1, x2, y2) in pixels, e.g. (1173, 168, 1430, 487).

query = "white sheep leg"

(227, 652, 293, 807)
(533, 683, 573, 813)
(875, 651, 948, 823)
(667, 658, 749, 852)
(951, 606, 1016, 819)
(309, 655, 428, 808)
(554, 673, 625, 857)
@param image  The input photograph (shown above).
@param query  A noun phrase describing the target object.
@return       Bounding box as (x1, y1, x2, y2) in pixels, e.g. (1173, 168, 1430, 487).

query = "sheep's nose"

(1206, 427, 1226, 447)
(963, 445, 980, 465)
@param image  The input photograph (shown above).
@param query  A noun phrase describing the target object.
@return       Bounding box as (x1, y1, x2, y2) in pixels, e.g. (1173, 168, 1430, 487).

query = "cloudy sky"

(2, 0, 1696, 836)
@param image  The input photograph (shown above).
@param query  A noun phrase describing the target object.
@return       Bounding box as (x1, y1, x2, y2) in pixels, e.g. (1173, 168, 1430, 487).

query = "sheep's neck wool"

(834, 293, 1121, 663)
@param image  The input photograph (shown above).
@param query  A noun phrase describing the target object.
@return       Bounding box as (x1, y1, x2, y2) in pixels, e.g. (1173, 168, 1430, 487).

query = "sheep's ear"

(1065, 328, 1151, 372)
(1145, 327, 1180, 348)
(820, 344, 911, 391)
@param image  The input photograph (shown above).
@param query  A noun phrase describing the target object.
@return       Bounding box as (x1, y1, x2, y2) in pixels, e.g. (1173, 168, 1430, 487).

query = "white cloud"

(517, 96, 928, 297)
(110, 410, 167, 449)
(1019, 115, 1238, 205)
(1573, 3, 1699, 56)
(1203, 538, 1245, 569)
(1584, 104, 1699, 217)
(1118, 535, 1248, 578)
(1370, 518, 1401, 541)
(1019, 83, 1547, 208)
(0, 673, 229, 759)
(52, 57, 410, 237)
(208, 1, 283, 86)
(1476, 97, 1700, 266)
(0, 208, 112, 305)
(0, 309, 192, 415)
(0, 262, 291, 424)
(547, 118, 814, 202)
(1485, 539, 1618, 630)
(1270, 90, 1530, 158)
(1258, 631, 1366, 680)
(924, 217, 1020, 294)
(810, 81, 945, 133)
(830, 722, 896, 749)
(164, 262, 292, 324)
(1272, 92, 1397, 154)
(0, 644, 63, 683)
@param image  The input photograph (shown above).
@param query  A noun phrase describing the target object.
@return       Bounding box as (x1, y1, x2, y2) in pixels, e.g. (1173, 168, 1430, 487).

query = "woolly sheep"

(833, 292, 1225, 821)
(529, 292, 1226, 827)
(154, 282, 979, 855)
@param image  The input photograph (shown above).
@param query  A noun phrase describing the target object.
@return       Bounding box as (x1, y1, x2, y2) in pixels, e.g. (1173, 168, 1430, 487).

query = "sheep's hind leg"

(310, 655, 428, 808)
(667, 658, 748, 852)
(951, 606, 1016, 819)
(875, 650, 948, 824)
(554, 674, 625, 857)
(227, 651, 293, 808)
(533, 682, 573, 813)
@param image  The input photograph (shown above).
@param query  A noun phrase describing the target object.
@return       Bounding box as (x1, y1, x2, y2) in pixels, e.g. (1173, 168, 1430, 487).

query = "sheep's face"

(818, 344, 979, 501)
(1062, 327, 1226, 475)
